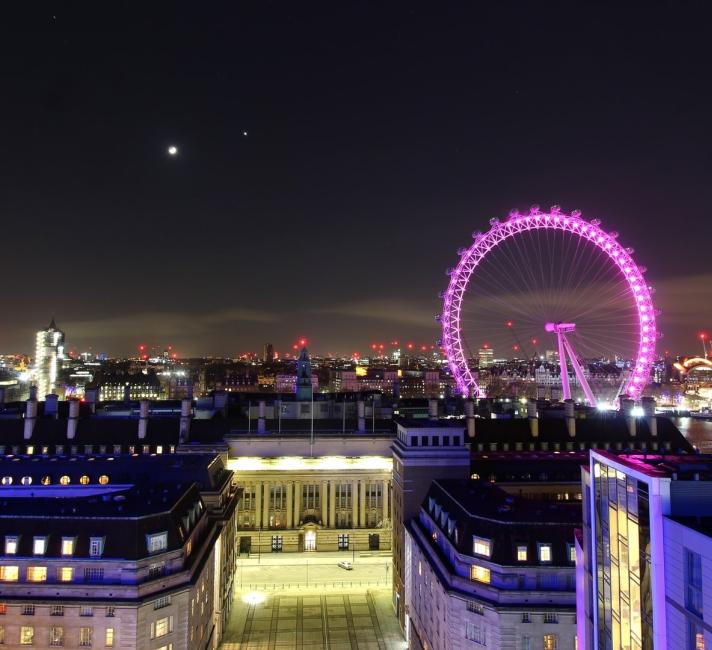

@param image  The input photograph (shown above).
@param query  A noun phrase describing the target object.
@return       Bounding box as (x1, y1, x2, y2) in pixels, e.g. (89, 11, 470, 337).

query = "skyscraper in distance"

(34, 317, 65, 399)
(263, 342, 275, 362)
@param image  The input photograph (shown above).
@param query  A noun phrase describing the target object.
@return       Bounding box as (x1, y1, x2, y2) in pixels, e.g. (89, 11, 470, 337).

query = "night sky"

(2, 3, 711, 357)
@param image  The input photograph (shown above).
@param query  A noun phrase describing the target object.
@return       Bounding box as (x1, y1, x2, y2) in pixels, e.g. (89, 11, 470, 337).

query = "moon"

(167, 145, 178, 156)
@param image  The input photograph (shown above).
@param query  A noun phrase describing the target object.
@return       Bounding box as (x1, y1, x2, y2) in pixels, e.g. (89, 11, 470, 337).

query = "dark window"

(443, 436, 450, 446)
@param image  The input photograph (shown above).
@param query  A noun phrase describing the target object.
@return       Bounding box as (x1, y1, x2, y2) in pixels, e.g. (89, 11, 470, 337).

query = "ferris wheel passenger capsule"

(529, 205, 540, 214)
(571, 209, 582, 217)
(550, 205, 561, 214)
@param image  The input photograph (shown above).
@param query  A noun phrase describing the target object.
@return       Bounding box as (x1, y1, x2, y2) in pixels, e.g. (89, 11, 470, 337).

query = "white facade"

(34, 321, 65, 399)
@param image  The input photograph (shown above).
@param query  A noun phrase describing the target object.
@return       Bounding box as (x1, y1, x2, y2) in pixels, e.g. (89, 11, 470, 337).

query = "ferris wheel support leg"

(557, 331, 571, 401)
(562, 335, 597, 406)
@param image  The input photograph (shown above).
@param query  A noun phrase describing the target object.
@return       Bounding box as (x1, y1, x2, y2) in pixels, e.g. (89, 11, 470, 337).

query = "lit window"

(473, 536, 491, 558)
(568, 544, 576, 563)
(59, 475, 70, 485)
(61, 537, 75, 556)
(105, 627, 114, 647)
(0, 566, 19, 581)
(33, 537, 47, 555)
(156, 446, 163, 454)
(79, 626, 92, 647)
(49, 626, 64, 646)
(79, 475, 90, 485)
(20, 625, 34, 645)
(418, 561, 422, 576)
(470, 564, 491, 584)
(5, 536, 18, 555)
(26, 446, 34, 455)
(0, 603, 6, 614)
(59, 567, 73, 582)
(151, 616, 174, 638)
(89, 537, 104, 558)
(543, 633, 558, 650)
(21, 476, 32, 485)
(517, 545, 528, 562)
(99, 475, 109, 485)
(147, 532, 168, 554)
(27, 566, 47, 582)
(539, 544, 552, 563)
(79, 606, 93, 617)
(0, 477, 12, 486)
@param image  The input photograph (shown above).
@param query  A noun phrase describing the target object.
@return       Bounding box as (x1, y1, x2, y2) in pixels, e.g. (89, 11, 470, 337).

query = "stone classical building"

(0, 454, 238, 650)
(227, 427, 393, 554)
(406, 479, 578, 650)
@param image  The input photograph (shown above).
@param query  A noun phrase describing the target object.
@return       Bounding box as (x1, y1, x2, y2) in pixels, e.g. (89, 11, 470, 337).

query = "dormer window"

(61, 537, 76, 556)
(89, 537, 105, 558)
(538, 543, 553, 563)
(473, 537, 492, 558)
(1, 477, 12, 486)
(113, 445, 122, 454)
(79, 475, 90, 485)
(517, 545, 528, 562)
(147, 532, 168, 554)
(5, 536, 18, 555)
(33, 536, 48, 555)
(20, 476, 32, 485)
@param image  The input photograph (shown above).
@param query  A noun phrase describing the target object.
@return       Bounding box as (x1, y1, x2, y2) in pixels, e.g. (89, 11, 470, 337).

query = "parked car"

(337, 561, 353, 570)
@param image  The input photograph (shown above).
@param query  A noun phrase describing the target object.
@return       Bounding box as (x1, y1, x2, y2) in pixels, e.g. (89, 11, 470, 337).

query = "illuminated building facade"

(34, 317, 65, 399)
(0, 454, 239, 649)
(407, 480, 578, 650)
(391, 418, 471, 631)
(478, 346, 494, 369)
(226, 429, 393, 554)
(578, 452, 712, 650)
(95, 372, 162, 401)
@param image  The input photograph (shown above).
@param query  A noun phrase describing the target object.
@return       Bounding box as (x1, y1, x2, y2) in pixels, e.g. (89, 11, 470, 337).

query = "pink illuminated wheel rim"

(439, 206, 658, 402)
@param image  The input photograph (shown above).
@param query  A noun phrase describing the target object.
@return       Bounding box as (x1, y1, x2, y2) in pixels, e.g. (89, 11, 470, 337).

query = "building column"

(359, 480, 367, 528)
(329, 481, 336, 528)
(294, 480, 301, 527)
(321, 480, 328, 526)
(383, 478, 389, 525)
(255, 481, 262, 529)
(286, 481, 293, 528)
(351, 480, 358, 529)
(262, 481, 270, 528)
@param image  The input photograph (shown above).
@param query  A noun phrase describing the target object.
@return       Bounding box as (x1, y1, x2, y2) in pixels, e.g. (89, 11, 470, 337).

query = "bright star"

(168, 145, 178, 156)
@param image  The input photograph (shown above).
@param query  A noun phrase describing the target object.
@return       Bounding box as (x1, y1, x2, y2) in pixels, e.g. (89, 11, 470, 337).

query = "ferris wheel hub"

(545, 322, 577, 334)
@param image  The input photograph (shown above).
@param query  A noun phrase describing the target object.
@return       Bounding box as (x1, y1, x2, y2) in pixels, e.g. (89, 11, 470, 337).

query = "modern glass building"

(578, 451, 712, 650)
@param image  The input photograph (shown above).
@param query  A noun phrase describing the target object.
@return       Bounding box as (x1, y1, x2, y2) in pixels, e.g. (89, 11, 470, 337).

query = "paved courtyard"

(221, 589, 406, 650)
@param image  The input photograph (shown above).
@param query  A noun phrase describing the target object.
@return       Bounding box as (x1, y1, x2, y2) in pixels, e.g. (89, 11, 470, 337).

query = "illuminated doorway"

(304, 530, 316, 551)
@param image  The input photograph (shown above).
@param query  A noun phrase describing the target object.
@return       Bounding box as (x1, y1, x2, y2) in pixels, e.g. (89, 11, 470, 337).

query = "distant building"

(95, 372, 162, 402)
(295, 347, 314, 401)
(478, 347, 494, 369)
(263, 342, 275, 362)
(578, 452, 712, 650)
(34, 317, 65, 399)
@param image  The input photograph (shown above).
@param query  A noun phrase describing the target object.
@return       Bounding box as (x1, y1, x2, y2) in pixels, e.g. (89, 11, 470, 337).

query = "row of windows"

(473, 440, 672, 453)
(410, 435, 461, 447)
(0, 566, 105, 583)
(1, 475, 110, 486)
(1, 444, 175, 457)
(0, 624, 114, 646)
(4, 536, 105, 558)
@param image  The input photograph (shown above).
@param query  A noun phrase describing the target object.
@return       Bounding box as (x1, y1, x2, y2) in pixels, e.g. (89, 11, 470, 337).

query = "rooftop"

(594, 452, 712, 480)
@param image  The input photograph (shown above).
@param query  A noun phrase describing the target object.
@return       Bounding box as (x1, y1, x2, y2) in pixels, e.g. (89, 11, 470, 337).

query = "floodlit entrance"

(304, 530, 316, 551)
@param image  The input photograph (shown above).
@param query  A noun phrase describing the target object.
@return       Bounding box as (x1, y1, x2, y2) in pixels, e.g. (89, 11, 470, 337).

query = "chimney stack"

(138, 399, 149, 439)
(620, 398, 636, 437)
(428, 399, 438, 420)
(179, 397, 192, 443)
(641, 396, 657, 437)
(257, 400, 266, 434)
(67, 399, 80, 439)
(214, 390, 228, 416)
(24, 392, 38, 440)
(84, 388, 98, 414)
(564, 399, 576, 438)
(527, 399, 539, 438)
(123, 383, 131, 403)
(357, 399, 366, 432)
(465, 398, 476, 438)
(45, 394, 59, 419)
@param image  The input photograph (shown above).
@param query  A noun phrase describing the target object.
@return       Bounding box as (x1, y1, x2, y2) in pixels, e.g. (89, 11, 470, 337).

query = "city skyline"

(2, 5, 711, 356)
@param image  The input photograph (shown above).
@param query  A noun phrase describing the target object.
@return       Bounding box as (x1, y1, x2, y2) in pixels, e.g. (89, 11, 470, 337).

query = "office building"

(34, 318, 65, 399)
(578, 452, 712, 649)
(0, 453, 239, 649)
(407, 480, 578, 649)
